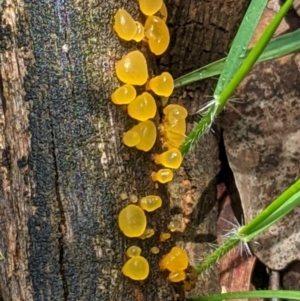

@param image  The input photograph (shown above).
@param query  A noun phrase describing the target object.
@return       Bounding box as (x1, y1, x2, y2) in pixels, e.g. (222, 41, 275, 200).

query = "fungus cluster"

(112, 1, 190, 287)
(159, 246, 189, 282)
(162, 104, 188, 149)
(118, 196, 162, 280)
(123, 246, 150, 280)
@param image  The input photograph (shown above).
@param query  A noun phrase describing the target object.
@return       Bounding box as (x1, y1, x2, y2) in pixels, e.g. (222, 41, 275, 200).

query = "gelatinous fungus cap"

(139, 195, 162, 212)
(118, 204, 147, 237)
(165, 117, 186, 135)
(122, 130, 141, 147)
(126, 245, 142, 258)
(133, 21, 145, 42)
(160, 246, 189, 272)
(122, 255, 150, 280)
(160, 232, 171, 242)
(113, 9, 137, 41)
(139, 228, 155, 239)
(149, 72, 174, 97)
(144, 16, 170, 55)
(138, 0, 163, 16)
(151, 169, 173, 183)
(163, 104, 188, 120)
(132, 120, 157, 151)
(168, 271, 186, 282)
(150, 246, 160, 254)
(116, 50, 148, 85)
(111, 84, 136, 105)
(159, 2, 168, 22)
(127, 92, 157, 121)
(163, 131, 185, 149)
(154, 148, 183, 169)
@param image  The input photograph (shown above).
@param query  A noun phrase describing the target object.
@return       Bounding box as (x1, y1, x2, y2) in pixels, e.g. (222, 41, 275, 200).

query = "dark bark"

(0, 0, 249, 300)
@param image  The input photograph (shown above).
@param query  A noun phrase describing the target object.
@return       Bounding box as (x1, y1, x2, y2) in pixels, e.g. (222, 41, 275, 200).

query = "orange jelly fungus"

(144, 16, 170, 55)
(111, 84, 136, 105)
(133, 21, 145, 42)
(127, 92, 157, 121)
(113, 9, 137, 41)
(116, 50, 148, 85)
(118, 204, 147, 237)
(149, 72, 174, 97)
(132, 120, 157, 152)
(126, 245, 142, 258)
(122, 130, 140, 147)
(151, 169, 173, 183)
(154, 148, 182, 169)
(138, 0, 163, 16)
(168, 271, 186, 282)
(159, 232, 171, 242)
(139, 195, 162, 212)
(122, 256, 150, 280)
(159, 246, 189, 272)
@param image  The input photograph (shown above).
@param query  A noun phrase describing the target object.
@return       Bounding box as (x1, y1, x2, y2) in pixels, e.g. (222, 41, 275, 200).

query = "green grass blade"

(194, 237, 240, 274)
(180, 0, 294, 156)
(188, 290, 300, 301)
(243, 190, 300, 241)
(214, 0, 294, 103)
(174, 29, 300, 88)
(194, 179, 300, 274)
(214, 0, 268, 96)
(239, 178, 300, 239)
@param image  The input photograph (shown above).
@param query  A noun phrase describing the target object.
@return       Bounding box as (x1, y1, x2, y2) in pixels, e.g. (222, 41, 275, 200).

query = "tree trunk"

(0, 0, 249, 300)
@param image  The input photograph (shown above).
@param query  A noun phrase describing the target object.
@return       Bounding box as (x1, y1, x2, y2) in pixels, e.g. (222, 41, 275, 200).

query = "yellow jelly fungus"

(144, 16, 170, 55)
(111, 84, 137, 105)
(122, 256, 149, 280)
(168, 220, 181, 232)
(159, 2, 168, 22)
(159, 232, 171, 242)
(150, 246, 160, 254)
(138, 0, 163, 16)
(132, 120, 157, 152)
(113, 9, 137, 41)
(149, 72, 174, 97)
(126, 245, 142, 258)
(183, 281, 192, 291)
(139, 195, 162, 212)
(127, 92, 157, 121)
(122, 130, 141, 147)
(154, 148, 183, 169)
(116, 50, 148, 85)
(159, 246, 189, 272)
(164, 130, 185, 149)
(165, 117, 186, 134)
(151, 169, 173, 183)
(118, 204, 147, 237)
(130, 194, 138, 203)
(168, 271, 186, 282)
(133, 21, 145, 42)
(163, 104, 188, 119)
(139, 228, 155, 240)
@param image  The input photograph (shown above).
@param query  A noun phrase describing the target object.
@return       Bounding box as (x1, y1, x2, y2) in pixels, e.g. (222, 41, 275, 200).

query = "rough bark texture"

(0, 0, 249, 300)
